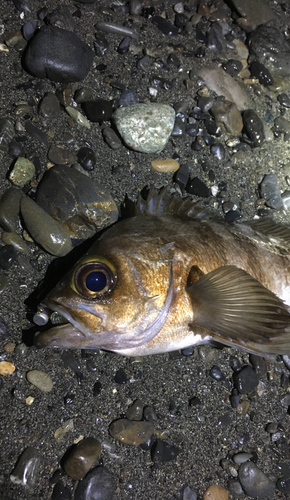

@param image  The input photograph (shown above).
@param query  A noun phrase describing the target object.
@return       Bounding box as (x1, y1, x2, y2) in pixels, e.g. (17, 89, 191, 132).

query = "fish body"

(34, 189, 290, 356)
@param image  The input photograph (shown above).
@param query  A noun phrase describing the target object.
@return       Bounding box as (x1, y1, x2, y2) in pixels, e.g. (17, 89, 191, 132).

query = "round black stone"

(77, 147, 96, 171)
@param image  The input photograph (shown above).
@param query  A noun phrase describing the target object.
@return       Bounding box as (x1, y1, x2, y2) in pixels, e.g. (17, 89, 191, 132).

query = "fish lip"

(41, 299, 94, 338)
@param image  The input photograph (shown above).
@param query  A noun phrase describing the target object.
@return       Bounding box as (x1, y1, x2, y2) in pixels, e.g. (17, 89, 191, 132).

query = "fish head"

(34, 219, 176, 351)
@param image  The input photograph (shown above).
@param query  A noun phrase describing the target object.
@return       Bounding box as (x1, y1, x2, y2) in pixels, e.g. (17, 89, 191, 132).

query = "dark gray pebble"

(238, 461, 275, 499)
(94, 33, 109, 57)
(152, 16, 178, 36)
(119, 90, 138, 106)
(0, 245, 16, 270)
(250, 61, 274, 86)
(63, 437, 101, 480)
(260, 173, 283, 209)
(25, 120, 48, 146)
(210, 142, 225, 160)
(151, 439, 179, 463)
(114, 368, 127, 384)
(174, 164, 189, 189)
(249, 25, 290, 79)
(13, 0, 31, 13)
(277, 477, 290, 493)
(222, 59, 243, 77)
(22, 26, 94, 83)
(8, 139, 25, 159)
(74, 466, 115, 500)
(209, 365, 226, 381)
(126, 399, 143, 421)
(243, 109, 265, 147)
(10, 447, 41, 487)
(102, 127, 122, 149)
(117, 36, 130, 54)
(48, 146, 77, 165)
(0, 117, 15, 157)
(22, 20, 38, 41)
(249, 354, 267, 377)
(35, 165, 118, 239)
(51, 480, 72, 500)
(277, 93, 290, 108)
(77, 147, 96, 171)
(0, 187, 22, 232)
(61, 351, 81, 375)
(93, 380, 102, 396)
(82, 99, 113, 122)
(207, 21, 226, 53)
(274, 116, 290, 134)
(233, 365, 259, 394)
(186, 177, 210, 197)
(39, 92, 61, 118)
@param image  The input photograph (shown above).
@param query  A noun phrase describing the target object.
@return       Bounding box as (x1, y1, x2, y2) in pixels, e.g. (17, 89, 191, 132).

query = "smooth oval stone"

(77, 146, 96, 171)
(63, 437, 101, 479)
(238, 461, 275, 498)
(233, 365, 259, 394)
(249, 26, 290, 80)
(20, 196, 73, 256)
(126, 399, 144, 421)
(0, 244, 16, 270)
(113, 103, 176, 153)
(260, 173, 283, 210)
(2, 231, 28, 253)
(48, 146, 77, 165)
(109, 419, 154, 445)
(102, 127, 122, 149)
(82, 99, 113, 122)
(22, 26, 94, 83)
(151, 158, 180, 172)
(74, 466, 115, 500)
(9, 157, 35, 187)
(51, 480, 72, 500)
(10, 447, 41, 487)
(198, 66, 250, 111)
(0, 117, 15, 157)
(0, 361, 15, 375)
(39, 92, 61, 118)
(26, 369, 53, 392)
(203, 484, 228, 500)
(210, 98, 243, 136)
(65, 106, 91, 129)
(35, 166, 118, 239)
(243, 109, 265, 147)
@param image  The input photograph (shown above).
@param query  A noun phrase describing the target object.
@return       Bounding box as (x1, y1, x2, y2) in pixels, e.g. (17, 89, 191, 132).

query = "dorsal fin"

(243, 218, 290, 252)
(136, 186, 222, 221)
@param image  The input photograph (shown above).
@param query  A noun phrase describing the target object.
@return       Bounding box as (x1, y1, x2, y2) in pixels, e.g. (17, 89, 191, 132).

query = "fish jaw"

(34, 323, 89, 349)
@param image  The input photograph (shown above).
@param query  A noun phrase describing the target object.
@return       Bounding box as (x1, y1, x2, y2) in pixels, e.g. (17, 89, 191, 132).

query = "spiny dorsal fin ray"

(187, 265, 290, 356)
(136, 186, 221, 221)
(243, 218, 290, 252)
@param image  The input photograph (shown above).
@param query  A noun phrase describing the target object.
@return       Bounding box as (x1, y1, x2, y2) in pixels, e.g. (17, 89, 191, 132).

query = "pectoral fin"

(186, 265, 290, 355)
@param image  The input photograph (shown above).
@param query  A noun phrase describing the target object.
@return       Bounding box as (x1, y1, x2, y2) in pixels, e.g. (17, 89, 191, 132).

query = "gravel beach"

(1, 1, 290, 499)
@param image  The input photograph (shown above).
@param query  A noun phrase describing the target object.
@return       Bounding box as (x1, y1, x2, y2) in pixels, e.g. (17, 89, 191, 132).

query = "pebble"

(39, 92, 61, 118)
(186, 177, 210, 197)
(0, 245, 16, 270)
(242, 109, 265, 147)
(81, 99, 113, 122)
(54, 419, 74, 441)
(233, 365, 259, 394)
(65, 106, 91, 129)
(249, 25, 290, 79)
(198, 66, 250, 111)
(119, 89, 138, 106)
(113, 103, 175, 153)
(210, 143, 225, 160)
(0, 361, 15, 375)
(277, 93, 290, 108)
(260, 173, 283, 209)
(20, 196, 73, 256)
(233, 452, 253, 464)
(109, 419, 154, 445)
(222, 59, 243, 77)
(10, 447, 41, 487)
(203, 484, 228, 500)
(26, 369, 53, 392)
(231, 0, 273, 26)
(0, 117, 14, 157)
(238, 461, 275, 498)
(23, 26, 94, 82)
(250, 61, 274, 86)
(249, 354, 267, 377)
(151, 158, 180, 173)
(48, 146, 77, 166)
(0, 275, 8, 294)
(25, 120, 48, 146)
(126, 399, 143, 421)
(51, 480, 72, 500)
(35, 165, 118, 239)
(74, 466, 115, 500)
(95, 21, 139, 39)
(210, 99, 243, 136)
(0, 187, 22, 231)
(9, 157, 35, 187)
(102, 127, 122, 149)
(152, 16, 178, 36)
(274, 116, 290, 134)
(63, 437, 101, 480)
(2, 231, 28, 253)
(77, 146, 96, 171)
(277, 477, 290, 494)
(151, 439, 180, 463)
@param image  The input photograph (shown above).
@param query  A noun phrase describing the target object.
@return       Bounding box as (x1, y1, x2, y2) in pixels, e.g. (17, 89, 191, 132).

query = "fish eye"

(72, 258, 116, 298)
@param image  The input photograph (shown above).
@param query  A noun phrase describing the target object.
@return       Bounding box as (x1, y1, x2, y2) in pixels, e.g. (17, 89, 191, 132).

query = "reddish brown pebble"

(203, 484, 228, 500)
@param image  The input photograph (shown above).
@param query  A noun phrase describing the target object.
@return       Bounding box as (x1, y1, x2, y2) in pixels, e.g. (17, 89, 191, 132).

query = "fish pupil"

(85, 271, 107, 292)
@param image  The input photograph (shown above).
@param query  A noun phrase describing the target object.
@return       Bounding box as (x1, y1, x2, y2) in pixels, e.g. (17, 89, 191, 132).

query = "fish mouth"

(33, 300, 97, 349)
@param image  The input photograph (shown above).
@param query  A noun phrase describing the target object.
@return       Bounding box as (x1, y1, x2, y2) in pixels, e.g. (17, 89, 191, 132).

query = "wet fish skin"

(34, 189, 290, 356)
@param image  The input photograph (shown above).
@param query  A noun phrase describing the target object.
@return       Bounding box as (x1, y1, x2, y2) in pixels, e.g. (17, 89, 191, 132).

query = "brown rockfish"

(34, 188, 290, 356)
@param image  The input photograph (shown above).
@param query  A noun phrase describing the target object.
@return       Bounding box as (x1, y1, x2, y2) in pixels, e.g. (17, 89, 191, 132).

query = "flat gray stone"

(249, 26, 290, 79)
(198, 66, 250, 111)
(113, 103, 175, 153)
(231, 0, 273, 26)
(239, 461, 275, 498)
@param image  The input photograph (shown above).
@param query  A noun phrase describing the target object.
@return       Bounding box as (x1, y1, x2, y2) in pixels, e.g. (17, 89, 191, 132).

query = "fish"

(34, 187, 290, 357)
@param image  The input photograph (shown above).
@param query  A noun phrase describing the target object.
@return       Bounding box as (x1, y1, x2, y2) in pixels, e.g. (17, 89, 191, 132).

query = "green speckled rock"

(113, 103, 175, 153)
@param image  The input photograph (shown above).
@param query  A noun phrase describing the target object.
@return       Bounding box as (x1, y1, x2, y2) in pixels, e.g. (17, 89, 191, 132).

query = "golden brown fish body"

(34, 189, 290, 356)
